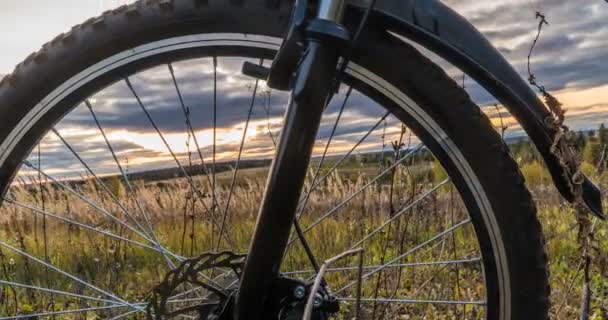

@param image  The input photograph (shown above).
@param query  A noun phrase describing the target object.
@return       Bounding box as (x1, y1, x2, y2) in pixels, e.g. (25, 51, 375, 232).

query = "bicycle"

(0, 0, 603, 319)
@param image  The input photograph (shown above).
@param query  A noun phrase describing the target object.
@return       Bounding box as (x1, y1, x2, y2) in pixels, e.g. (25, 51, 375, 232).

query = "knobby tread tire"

(0, 1, 549, 319)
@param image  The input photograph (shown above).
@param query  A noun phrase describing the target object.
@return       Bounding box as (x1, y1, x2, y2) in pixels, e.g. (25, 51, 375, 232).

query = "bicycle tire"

(0, 1, 549, 319)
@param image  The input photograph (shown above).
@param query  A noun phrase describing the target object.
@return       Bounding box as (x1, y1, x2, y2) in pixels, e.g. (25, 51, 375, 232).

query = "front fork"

(234, 1, 349, 319)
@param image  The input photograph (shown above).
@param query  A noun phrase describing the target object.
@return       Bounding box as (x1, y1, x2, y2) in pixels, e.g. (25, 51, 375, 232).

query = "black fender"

(350, 0, 603, 217)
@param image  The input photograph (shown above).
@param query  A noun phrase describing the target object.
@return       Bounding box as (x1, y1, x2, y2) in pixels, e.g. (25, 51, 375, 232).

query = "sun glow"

(106, 119, 271, 155)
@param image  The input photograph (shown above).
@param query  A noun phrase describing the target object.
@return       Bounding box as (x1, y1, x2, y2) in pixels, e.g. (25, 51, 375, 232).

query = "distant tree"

(599, 123, 607, 146)
(508, 139, 542, 165)
(576, 131, 587, 150)
(583, 140, 602, 165)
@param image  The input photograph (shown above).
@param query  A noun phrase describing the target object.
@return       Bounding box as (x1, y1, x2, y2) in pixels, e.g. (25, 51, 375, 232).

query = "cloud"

(451, 0, 608, 93)
(21, 73, 405, 179)
(6, 1, 608, 180)
(62, 57, 289, 135)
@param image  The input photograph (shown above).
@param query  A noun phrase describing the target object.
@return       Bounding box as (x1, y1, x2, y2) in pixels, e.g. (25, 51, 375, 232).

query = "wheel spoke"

(20, 160, 154, 246)
(0, 305, 135, 319)
(85, 100, 182, 268)
(35, 143, 52, 299)
(2, 198, 173, 256)
(212, 56, 218, 240)
(124, 77, 208, 212)
(215, 59, 262, 251)
(124, 77, 232, 247)
(0, 240, 140, 311)
(335, 219, 472, 294)
(350, 178, 450, 249)
(297, 111, 391, 210)
(336, 297, 486, 306)
(0, 280, 122, 305)
(262, 89, 277, 147)
(171, 61, 220, 257)
(51, 128, 152, 240)
(168, 63, 218, 208)
(295, 144, 424, 238)
(283, 257, 481, 276)
(297, 86, 352, 218)
(107, 309, 141, 320)
(1, 301, 203, 320)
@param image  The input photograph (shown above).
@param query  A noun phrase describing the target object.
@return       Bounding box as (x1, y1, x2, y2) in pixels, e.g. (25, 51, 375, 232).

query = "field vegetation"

(0, 125, 607, 319)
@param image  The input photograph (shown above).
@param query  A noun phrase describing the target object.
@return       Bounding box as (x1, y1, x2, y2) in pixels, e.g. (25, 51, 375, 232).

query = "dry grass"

(0, 160, 605, 319)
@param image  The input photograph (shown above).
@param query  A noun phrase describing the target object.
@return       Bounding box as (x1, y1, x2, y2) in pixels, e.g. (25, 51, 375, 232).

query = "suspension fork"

(234, 1, 350, 318)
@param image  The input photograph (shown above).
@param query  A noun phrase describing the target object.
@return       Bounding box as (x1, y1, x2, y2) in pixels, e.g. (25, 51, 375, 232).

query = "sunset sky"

(0, 0, 607, 177)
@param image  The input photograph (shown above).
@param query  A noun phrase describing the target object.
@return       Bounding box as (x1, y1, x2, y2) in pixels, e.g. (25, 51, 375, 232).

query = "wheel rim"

(0, 34, 501, 319)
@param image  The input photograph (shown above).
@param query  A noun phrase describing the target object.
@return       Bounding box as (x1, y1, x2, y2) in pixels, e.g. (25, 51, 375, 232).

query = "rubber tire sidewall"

(0, 2, 549, 319)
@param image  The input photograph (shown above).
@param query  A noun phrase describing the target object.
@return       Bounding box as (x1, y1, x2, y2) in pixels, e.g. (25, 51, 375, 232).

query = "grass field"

(0, 155, 606, 319)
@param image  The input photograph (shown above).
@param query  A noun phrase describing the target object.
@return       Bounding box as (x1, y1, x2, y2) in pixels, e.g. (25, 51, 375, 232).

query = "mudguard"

(349, 0, 603, 217)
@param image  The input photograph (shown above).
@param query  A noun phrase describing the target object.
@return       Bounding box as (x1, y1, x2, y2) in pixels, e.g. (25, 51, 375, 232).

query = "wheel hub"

(148, 251, 340, 320)
(198, 277, 339, 320)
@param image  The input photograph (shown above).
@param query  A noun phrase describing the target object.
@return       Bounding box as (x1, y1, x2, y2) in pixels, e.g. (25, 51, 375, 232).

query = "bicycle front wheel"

(0, 1, 548, 319)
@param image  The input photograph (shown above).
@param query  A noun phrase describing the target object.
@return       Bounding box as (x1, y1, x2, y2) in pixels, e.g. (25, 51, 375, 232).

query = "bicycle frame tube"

(234, 43, 341, 319)
(234, 2, 347, 318)
(236, 0, 602, 319)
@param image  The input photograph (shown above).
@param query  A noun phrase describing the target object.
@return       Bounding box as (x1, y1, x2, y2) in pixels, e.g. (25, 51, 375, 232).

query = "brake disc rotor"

(146, 251, 246, 320)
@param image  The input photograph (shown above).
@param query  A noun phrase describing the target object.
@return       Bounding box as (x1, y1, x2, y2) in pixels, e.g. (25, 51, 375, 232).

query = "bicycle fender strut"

(348, 0, 603, 217)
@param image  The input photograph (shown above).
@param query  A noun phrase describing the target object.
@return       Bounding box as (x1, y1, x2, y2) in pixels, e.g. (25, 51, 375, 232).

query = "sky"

(0, 0, 607, 178)
(443, 0, 608, 133)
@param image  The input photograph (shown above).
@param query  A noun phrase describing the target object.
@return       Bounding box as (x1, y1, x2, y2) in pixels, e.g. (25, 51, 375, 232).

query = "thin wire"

(85, 100, 159, 235)
(110, 83, 225, 302)
(350, 178, 450, 249)
(336, 297, 486, 306)
(0, 305, 135, 320)
(168, 63, 218, 210)
(298, 144, 424, 237)
(124, 77, 231, 247)
(212, 56, 218, 249)
(124, 77, 210, 213)
(0, 240, 141, 311)
(85, 100, 181, 268)
(263, 89, 277, 147)
(297, 111, 392, 213)
(283, 257, 481, 276)
(303, 248, 364, 320)
(0, 280, 121, 305)
(51, 128, 152, 240)
(37, 142, 53, 309)
(215, 59, 263, 251)
(292, 85, 353, 275)
(21, 160, 155, 245)
(297, 86, 352, 218)
(335, 219, 471, 294)
(107, 309, 141, 320)
(3, 198, 166, 255)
